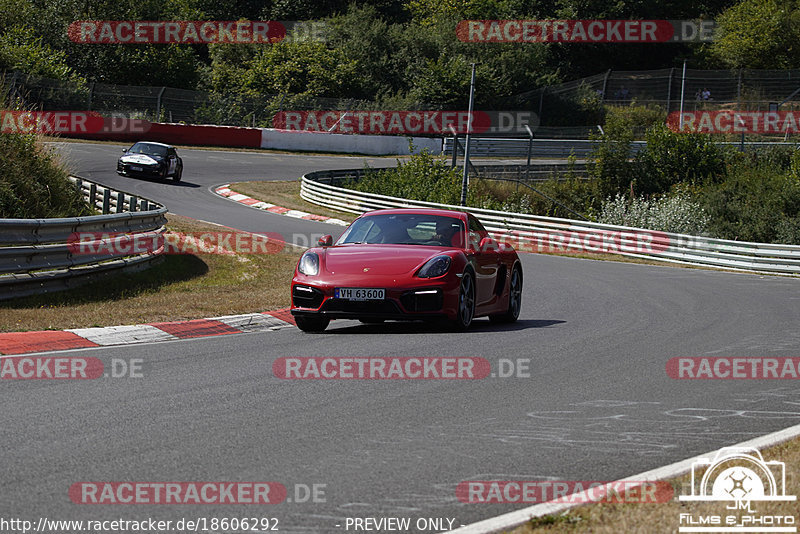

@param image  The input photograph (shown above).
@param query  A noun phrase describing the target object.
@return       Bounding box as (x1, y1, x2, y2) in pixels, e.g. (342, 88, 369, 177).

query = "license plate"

(335, 288, 385, 300)
(130, 166, 143, 171)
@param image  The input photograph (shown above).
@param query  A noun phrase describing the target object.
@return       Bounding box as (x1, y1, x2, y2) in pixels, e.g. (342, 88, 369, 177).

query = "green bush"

(588, 111, 635, 198)
(633, 124, 727, 196)
(345, 149, 463, 205)
(607, 104, 667, 137)
(700, 165, 800, 244)
(0, 131, 92, 218)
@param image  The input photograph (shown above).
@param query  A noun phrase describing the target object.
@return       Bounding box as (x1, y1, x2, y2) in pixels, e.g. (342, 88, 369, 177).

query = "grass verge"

(0, 214, 299, 332)
(229, 179, 356, 222)
(509, 437, 800, 533)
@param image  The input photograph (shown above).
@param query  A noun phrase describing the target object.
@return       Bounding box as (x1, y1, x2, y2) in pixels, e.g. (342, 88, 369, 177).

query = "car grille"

(292, 285, 325, 309)
(321, 299, 402, 315)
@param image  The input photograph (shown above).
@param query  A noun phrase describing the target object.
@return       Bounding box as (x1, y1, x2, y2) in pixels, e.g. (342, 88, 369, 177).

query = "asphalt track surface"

(3, 143, 800, 533)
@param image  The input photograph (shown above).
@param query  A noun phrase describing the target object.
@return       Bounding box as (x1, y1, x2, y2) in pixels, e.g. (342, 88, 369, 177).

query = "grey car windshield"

(129, 143, 168, 156)
(337, 214, 465, 247)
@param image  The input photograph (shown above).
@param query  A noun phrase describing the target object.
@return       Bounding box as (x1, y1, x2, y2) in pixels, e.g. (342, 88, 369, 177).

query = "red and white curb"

(0, 309, 295, 355)
(214, 184, 349, 226)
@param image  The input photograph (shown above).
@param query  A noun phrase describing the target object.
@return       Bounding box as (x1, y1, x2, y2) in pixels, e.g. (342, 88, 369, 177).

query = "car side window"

(468, 215, 487, 248)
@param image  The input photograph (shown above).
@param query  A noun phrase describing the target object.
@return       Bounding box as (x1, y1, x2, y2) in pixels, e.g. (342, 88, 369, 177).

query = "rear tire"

(490, 265, 522, 323)
(295, 316, 330, 332)
(172, 165, 182, 182)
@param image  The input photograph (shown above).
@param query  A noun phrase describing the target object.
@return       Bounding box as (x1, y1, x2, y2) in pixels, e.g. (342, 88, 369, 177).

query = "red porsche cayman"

(290, 208, 523, 332)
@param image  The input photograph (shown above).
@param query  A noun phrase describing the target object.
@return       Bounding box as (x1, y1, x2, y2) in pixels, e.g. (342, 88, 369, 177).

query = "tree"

(710, 0, 800, 68)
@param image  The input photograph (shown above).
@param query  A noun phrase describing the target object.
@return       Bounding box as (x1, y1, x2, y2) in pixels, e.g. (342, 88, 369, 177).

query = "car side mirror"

(122, 148, 127, 152)
(318, 235, 333, 247)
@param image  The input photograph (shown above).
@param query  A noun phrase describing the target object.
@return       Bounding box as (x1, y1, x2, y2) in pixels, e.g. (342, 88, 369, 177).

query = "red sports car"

(290, 208, 523, 332)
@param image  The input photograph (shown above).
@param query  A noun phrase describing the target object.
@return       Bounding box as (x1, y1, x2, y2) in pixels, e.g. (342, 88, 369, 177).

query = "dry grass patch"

(229, 180, 356, 222)
(0, 214, 299, 332)
(510, 437, 800, 533)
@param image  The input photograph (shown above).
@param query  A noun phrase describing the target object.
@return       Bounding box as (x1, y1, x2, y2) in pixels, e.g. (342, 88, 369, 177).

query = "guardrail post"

(130, 196, 138, 212)
(102, 189, 111, 214)
(116, 192, 125, 213)
(89, 183, 97, 209)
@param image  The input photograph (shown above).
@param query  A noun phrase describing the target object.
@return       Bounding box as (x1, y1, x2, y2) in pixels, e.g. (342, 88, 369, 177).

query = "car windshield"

(337, 213, 465, 247)
(128, 142, 167, 157)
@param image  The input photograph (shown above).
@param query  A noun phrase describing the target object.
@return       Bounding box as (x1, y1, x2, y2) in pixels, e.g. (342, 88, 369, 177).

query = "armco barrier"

(0, 177, 168, 300)
(444, 137, 799, 158)
(260, 128, 441, 155)
(301, 169, 800, 276)
(68, 122, 262, 148)
(60, 120, 442, 154)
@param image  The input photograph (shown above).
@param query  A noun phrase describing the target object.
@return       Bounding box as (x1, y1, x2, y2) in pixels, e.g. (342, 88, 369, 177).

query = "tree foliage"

(710, 0, 800, 68)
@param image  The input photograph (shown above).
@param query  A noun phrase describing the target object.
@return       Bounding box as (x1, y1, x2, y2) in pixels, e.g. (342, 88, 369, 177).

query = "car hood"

(120, 154, 160, 165)
(322, 245, 451, 275)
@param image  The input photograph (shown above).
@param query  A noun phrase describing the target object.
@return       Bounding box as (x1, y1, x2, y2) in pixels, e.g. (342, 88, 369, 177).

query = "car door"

(467, 215, 500, 308)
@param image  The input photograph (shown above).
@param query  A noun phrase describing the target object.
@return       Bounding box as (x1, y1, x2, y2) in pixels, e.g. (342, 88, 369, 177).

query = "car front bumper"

(290, 276, 460, 321)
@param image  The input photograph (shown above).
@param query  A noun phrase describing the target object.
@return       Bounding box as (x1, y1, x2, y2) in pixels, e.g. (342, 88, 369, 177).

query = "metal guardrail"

(0, 177, 168, 300)
(300, 169, 800, 276)
(444, 138, 800, 158)
(306, 163, 587, 189)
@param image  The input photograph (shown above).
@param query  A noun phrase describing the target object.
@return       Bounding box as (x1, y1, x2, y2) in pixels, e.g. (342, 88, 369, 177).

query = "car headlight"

(417, 255, 451, 278)
(298, 251, 320, 276)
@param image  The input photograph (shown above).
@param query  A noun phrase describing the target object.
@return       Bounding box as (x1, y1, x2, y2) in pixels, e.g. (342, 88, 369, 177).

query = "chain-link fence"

(502, 68, 800, 125)
(7, 68, 800, 130)
(2, 70, 406, 127)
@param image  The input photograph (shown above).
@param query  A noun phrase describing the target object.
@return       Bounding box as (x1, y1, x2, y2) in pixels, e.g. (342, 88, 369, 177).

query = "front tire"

(452, 270, 475, 331)
(172, 165, 182, 182)
(295, 316, 330, 332)
(490, 265, 522, 323)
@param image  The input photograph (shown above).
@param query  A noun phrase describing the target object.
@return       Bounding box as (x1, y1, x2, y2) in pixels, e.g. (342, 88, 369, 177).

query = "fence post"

(156, 87, 166, 121)
(602, 69, 611, 100)
(116, 192, 125, 213)
(102, 189, 111, 214)
(667, 67, 674, 112)
(737, 69, 743, 106)
(538, 90, 545, 124)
